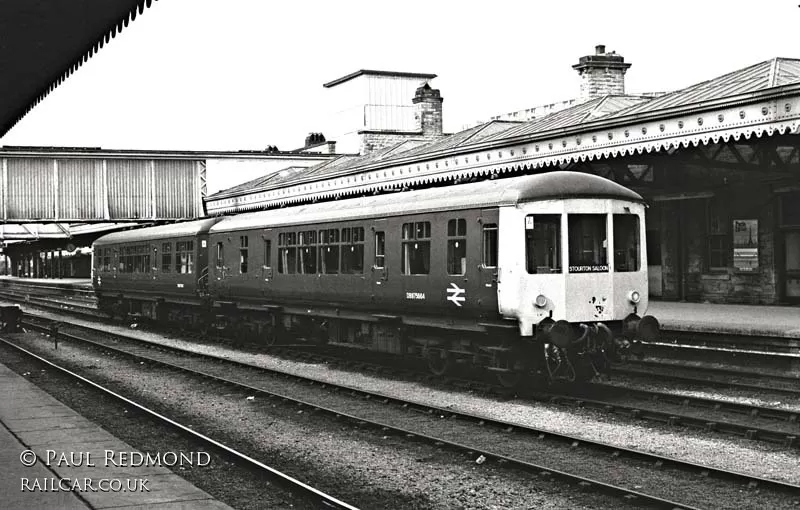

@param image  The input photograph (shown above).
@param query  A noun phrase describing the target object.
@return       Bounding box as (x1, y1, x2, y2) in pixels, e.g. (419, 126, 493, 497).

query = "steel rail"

(0, 337, 360, 510)
(20, 312, 800, 450)
(613, 363, 800, 397)
(17, 318, 800, 506)
(547, 385, 799, 448)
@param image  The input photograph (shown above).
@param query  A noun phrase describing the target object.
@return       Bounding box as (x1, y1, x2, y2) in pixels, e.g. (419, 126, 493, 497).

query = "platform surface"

(0, 276, 92, 288)
(648, 300, 800, 338)
(0, 361, 232, 509)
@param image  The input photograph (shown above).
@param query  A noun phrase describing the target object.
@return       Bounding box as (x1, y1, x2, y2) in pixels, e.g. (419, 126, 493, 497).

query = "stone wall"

(359, 130, 441, 155)
(656, 183, 778, 304)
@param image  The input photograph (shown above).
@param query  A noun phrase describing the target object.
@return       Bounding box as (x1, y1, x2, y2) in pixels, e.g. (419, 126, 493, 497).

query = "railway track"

(614, 359, 800, 397)
(0, 337, 359, 510)
(14, 306, 800, 450)
(4, 287, 800, 446)
(9, 315, 800, 509)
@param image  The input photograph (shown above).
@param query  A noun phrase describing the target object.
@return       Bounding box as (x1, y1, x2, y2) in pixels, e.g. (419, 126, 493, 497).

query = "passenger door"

(214, 239, 230, 299)
(260, 233, 274, 298)
(370, 223, 388, 306)
(478, 209, 500, 310)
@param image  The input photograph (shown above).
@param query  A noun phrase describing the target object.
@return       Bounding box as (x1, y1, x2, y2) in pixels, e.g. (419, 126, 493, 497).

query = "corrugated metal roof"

(478, 96, 651, 142)
(208, 58, 800, 209)
(211, 171, 642, 233)
(94, 218, 222, 245)
(393, 121, 521, 159)
(605, 58, 800, 118)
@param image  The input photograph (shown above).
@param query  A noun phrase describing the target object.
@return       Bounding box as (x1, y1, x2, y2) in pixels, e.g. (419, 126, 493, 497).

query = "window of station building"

(645, 230, 662, 266)
(161, 243, 172, 272)
(341, 226, 365, 274)
(401, 221, 431, 275)
(374, 231, 385, 269)
(526, 215, 561, 274)
(298, 230, 317, 274)
(707, 199, 729, 271)
(447, 219, 467, 275)
(568, 214, 608, 273)
(215, 242, 224, 269)
(176, 241, 194, 274)
(613, 215, 640, 272)
(482, 223, 498, 268)
(239, 235, 249, 274)
(319, 228, 340, 274)
(781, 192, 800, 227)
(263, 239, 272, 268)
(278, 232, 297, 274)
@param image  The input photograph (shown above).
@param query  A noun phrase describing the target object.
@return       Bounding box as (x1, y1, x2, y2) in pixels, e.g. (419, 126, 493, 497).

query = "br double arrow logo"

(446, 282, 466, 307)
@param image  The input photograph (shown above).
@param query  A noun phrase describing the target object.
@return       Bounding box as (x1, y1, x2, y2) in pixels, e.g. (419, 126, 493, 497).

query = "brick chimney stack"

(572, 45, 631, 101)
(412, 83, 443, 136)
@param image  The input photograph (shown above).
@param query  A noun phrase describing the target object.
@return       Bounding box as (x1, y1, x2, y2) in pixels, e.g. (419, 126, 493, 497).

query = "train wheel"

(262, 324, 279, 347)
(495, 349, 525, 388)
(496, 370, 521, 388)
(427, 348, 452, 376)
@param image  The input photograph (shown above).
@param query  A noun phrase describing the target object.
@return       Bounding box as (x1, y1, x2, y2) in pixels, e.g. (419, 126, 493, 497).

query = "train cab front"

(498, 197, 659, 382)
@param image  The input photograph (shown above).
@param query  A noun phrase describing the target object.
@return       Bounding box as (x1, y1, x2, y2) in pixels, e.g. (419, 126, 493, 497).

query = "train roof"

(93, 218, 222, 246)
(212, 172, 643, 234)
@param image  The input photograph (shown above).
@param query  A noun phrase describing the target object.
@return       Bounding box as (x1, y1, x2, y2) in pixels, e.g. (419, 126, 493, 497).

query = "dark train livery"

(92, 172, 659, 384)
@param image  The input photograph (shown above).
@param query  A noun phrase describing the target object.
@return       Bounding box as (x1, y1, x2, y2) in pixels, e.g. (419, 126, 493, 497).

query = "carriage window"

(319, 228, 340, 274)
(614, 215, 640, 272)
(568, 214, 608, 272)
(402, 221, 431, 275)
(447, 219, 467, 275)
(482, 223, 498, 267)
(278, 232, 297, 274)
(341, 227, 364, 274)
(103, 249, 111, 272)
(162, 243, 172, 272)
(239, 236, 249, 274)
(263, 239, 272, 268)
(176, 241, 194, 274)
(118, 249, 125, 272)
(298, 230, 317, 274)
(215, 242, 224, 269)
(374, 231, 385, 269)
(525, 215, 561, 274)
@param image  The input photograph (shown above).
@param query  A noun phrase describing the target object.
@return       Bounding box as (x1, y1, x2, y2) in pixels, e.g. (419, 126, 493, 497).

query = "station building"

(207, 46, 800, 305)
(0, 144, 338, 278)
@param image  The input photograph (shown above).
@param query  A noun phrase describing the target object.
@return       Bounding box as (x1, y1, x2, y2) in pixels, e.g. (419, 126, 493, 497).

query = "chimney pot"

(573, 46, 630, 101)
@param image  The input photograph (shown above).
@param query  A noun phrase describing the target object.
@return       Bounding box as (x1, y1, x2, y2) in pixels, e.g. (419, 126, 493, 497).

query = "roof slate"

(605, 58, 800, 118)
(210, 57, 800, 203)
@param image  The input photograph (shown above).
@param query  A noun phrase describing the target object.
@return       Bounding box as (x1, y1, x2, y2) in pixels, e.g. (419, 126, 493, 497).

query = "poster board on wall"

(733, 219, 758, 272)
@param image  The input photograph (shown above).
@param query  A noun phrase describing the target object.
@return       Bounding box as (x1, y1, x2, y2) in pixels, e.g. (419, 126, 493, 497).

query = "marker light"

(628, 290, 641, 304)
(534, 294, 548, 308)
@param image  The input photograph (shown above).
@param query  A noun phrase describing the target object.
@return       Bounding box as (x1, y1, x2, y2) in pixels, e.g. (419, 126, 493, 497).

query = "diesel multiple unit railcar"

(92, 172, 659, 384)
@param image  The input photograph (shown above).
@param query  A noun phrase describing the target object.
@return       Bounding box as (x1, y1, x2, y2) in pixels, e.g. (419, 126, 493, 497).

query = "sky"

(2, 0, 799, 152)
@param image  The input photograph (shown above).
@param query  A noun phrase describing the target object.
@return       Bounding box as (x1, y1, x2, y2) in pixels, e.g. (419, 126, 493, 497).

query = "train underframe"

(97, 293, 658, 387)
